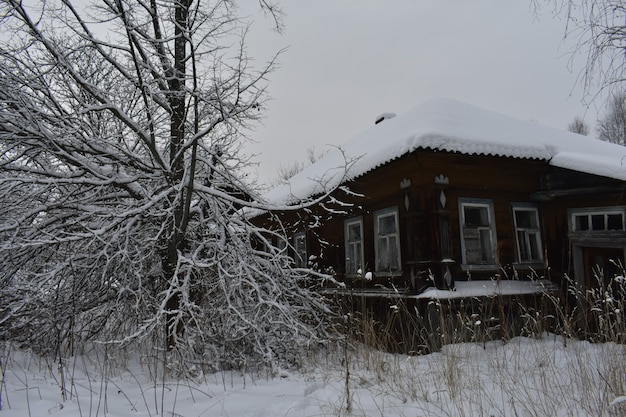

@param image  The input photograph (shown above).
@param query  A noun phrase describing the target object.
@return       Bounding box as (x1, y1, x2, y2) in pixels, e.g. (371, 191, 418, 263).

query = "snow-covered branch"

(0, 0, 339, 374)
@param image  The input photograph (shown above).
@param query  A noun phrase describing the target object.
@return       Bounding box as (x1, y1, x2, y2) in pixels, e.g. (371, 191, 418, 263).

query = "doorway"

(581, 246, 624, 289)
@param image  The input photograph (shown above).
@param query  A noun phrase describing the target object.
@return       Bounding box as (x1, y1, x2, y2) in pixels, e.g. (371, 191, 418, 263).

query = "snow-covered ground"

(0, 334, 626, 417)
(1, 335, 625, 417)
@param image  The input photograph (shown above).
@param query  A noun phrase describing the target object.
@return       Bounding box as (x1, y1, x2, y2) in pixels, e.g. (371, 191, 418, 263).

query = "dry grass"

(326, 271, 626, 416)
(1, 272, 625, 417)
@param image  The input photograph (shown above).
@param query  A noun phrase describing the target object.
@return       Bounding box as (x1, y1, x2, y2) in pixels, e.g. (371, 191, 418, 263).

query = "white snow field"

(1, 335, 625, 417)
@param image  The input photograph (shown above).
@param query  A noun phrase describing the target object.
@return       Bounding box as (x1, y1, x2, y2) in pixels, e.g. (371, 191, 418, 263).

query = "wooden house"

(257, 99, 626, 302)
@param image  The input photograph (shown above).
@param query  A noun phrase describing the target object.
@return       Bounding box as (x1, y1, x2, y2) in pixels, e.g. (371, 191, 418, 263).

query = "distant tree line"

(568, 92, 626, 145)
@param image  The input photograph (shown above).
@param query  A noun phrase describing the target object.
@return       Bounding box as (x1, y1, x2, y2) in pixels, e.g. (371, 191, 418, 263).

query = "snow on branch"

(0, 0, 337, 374)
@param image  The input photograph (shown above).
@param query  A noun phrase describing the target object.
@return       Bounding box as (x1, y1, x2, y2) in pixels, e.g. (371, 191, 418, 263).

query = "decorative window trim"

(512, 204, 544, 265)
(458, 198, 498, 270)
(293, 233, 307, 268)
(374, 207, 402, 275)
(344, 216, 364, 276)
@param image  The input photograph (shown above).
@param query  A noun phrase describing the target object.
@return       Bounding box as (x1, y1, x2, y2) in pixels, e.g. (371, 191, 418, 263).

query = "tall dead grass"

(329, 270, 626, 416)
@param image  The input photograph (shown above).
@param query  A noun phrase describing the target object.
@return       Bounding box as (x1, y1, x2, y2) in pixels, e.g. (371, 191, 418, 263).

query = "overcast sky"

(240, 1, 599, 183)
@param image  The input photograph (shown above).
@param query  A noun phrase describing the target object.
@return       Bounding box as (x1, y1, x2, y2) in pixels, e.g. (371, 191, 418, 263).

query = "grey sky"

(241, 1, 597, 183)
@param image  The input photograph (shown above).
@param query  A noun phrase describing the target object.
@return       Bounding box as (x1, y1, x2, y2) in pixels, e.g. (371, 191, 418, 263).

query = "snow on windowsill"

(416, 279, 554, 300)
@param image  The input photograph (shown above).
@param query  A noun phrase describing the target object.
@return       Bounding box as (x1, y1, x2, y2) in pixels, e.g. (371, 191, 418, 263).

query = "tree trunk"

(164, 0, 191, 351)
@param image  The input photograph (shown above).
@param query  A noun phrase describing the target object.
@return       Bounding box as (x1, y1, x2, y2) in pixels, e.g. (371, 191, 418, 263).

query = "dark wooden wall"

(257, 150, 626, 293)
(306, 150, 551, 289)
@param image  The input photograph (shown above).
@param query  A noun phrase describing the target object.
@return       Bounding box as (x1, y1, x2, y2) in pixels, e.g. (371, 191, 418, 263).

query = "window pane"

(294, 235, 306, 267)
(345, 218, 364, 274)
(515, 210, 537, 229)
(348, 222, 361, 241)
(479, 229, 493, 262)
(346, 242, 359, 273)
(514, 208, 542, 263)
(295, 236, 305, 252)
(379, 214, 396, 235)
(465, 238, 482, 264)
(517, 230, 529, 261)
(389, 238, 399, 270)
(465, 206, 488, 227)
(591, 214, 605, 231)
(529, 233, 541, 260)
(460, 201, 497, 265)
(378, 236, 389, 270)
(374, 209, 400, 273)
(355, 242, 362, 269)
(575, 215, 589, 231)
(607, 214, 624, 230)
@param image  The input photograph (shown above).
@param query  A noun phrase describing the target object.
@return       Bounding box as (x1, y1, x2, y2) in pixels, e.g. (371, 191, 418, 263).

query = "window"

(293, 233, 307, 268)
(459, 199, 497, 267)
(374, 207, 401, 273)
(269, 234, 288, 256)
(513, 205, 543, 263)
(568, 207, 626, 289)
(344, 217, 364, 275)
(277, 236, 287, 252)
(571, 209, 625, 232)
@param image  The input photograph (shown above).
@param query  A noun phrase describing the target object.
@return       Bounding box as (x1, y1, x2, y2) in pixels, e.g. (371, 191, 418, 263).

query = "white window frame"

(344, 217, 364, 275)
(293, 233, 307, 268)
(512, 205, 543, 264)
(374, 207, 401, 274)
(570, 207, 626, 233)
(459, 198, 498, 269)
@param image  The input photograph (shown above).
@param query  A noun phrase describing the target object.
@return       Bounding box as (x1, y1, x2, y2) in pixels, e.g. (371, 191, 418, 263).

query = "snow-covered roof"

(264, 98, 626, 206)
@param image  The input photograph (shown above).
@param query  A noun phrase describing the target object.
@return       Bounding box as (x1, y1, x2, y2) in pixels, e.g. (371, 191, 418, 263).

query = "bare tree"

(0, 0, 335, 372)
(536, 1, 626, 97)
(273, 145, 329, 186)
(567, 116, 590, 135)
(597, 92, 626, 145)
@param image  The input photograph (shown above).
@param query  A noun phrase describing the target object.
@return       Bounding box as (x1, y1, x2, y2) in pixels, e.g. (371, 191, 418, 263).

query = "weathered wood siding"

(307, 150, 550, 289)
(257, 149, 626, 294)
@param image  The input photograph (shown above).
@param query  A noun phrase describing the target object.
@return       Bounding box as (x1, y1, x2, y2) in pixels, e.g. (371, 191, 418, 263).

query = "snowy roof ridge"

(263, 98, 626, 206)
